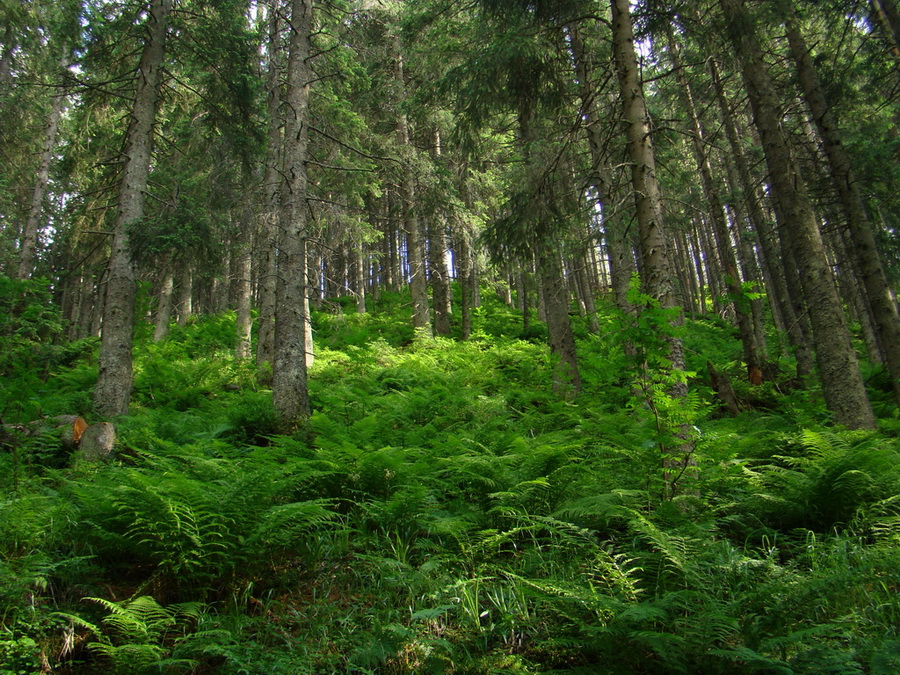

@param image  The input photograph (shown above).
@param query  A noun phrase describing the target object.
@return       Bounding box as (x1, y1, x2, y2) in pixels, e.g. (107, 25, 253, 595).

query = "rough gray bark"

(612, 0, 693, 494)
(153, 263, 174, 342)
(539, 248, 582, 394)
(709, 57, 812, 373)
(785, 7, 900, 408)
(18, 63, 66, 279)
(234, 220, 253, 361)
(272, 0, 313, 427)
(256, 3, 283, 368)
(93, 0, 171, 418)
(722, 0, 875, 429)
(77, 423, 116, 462)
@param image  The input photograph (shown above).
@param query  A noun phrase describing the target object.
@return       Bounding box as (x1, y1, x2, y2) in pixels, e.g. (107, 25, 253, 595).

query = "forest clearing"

(3, 0, 900, 672)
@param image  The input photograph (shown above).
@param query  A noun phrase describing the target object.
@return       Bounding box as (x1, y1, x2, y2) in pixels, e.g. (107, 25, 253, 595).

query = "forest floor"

(2, 283, 900, 674)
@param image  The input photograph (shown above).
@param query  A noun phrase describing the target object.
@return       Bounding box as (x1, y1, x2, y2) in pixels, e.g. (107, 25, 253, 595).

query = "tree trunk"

(94, 0, 171, 418)
(18, 63, 66, 279)
(153, 262, 174, 342)
(871, 0, 900, 68)
(667, 27, 764, 382)
(234, 222, 253, 361)
(785, 6, 900, 407)
(256, 3, 283, 368)
(175, 263, 192, 325)
(612, 0, 693, 495)
(394, 45, 431, 337)
(538, 248, 582, 394)
(721, 0, 875, 429)
(272, 0, 313, 428)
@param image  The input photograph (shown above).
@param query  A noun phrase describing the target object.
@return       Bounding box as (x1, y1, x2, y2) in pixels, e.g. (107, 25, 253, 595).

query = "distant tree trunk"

(256, 4, 283, 368)
(667, 27, 764, 382)
(272, 0, 313, 428)
(539, 248, 582, 394)
(722, 0, 875, 429)
(709, 57, 809, 371)
(175, 264, 192, 325)
(94, 0, 171, 418)
(457, 216, 473, 340)
(430, 221, 452, 335)
(568, 23, 634, 315)
(354, 240, 367, 313)
(18, 63, 66, 279)
(785, 6, 900, 407)
(0, 26, 13, 85)
(235, 217, 253, 361)
(392, 43, 431, 337)
(153, 262, 174, 342)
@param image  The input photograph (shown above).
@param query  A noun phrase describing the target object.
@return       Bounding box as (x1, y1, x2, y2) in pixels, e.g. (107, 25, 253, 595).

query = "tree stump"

(77, 423, 116, 461)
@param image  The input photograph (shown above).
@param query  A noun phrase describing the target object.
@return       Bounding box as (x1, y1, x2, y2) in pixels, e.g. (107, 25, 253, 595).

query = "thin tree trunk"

(539, 248, 582, 394)
(94, 0, 171, 418)
(18, 62, 66, 279)
(256, 3, 283, 368)
(235, 214, 253, 361)
(175, 264, 192, 325)
(392, 42, 431, 336)
(153, 262, 174, 342)
(667, 27, 763, 382)
(871, 0, 900, 68)
(722, 0, 875, 429)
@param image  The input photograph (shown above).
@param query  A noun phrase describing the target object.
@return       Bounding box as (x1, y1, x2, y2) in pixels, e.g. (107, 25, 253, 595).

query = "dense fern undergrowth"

(2, 278, 900, 674)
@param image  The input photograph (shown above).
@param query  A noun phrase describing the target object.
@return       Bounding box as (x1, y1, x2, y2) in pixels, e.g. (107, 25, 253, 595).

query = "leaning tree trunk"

(871, 0, 900, 68)
(785, 7, 900, 408)
(721, 0, 875, 429)
(612, 0, 693, 495)
(272, 0, 313, 428)
(667, 27, 764, 383)
(709, 56, 813, 377)
(93, 0, 171, 418)
(18, 61, 67, 279)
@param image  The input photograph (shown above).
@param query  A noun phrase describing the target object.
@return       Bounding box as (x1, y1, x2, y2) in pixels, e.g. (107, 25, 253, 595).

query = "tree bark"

(394, 44, 432, 337)
(539, 248, 582, 394)
(256, 3, 283, 368)
(175, 263, 192, 325)
(667, 27, 764, 382)
(721, 0, 875, 429)
(272, 0, 313, 428)
(612, 0, 693, 494)
(235, 215, 253, 361)
(18, 62, 67, 279)
(785, 6, 900, 407)
(94, 0, 171, 418)
(153, 262, 174, 342)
